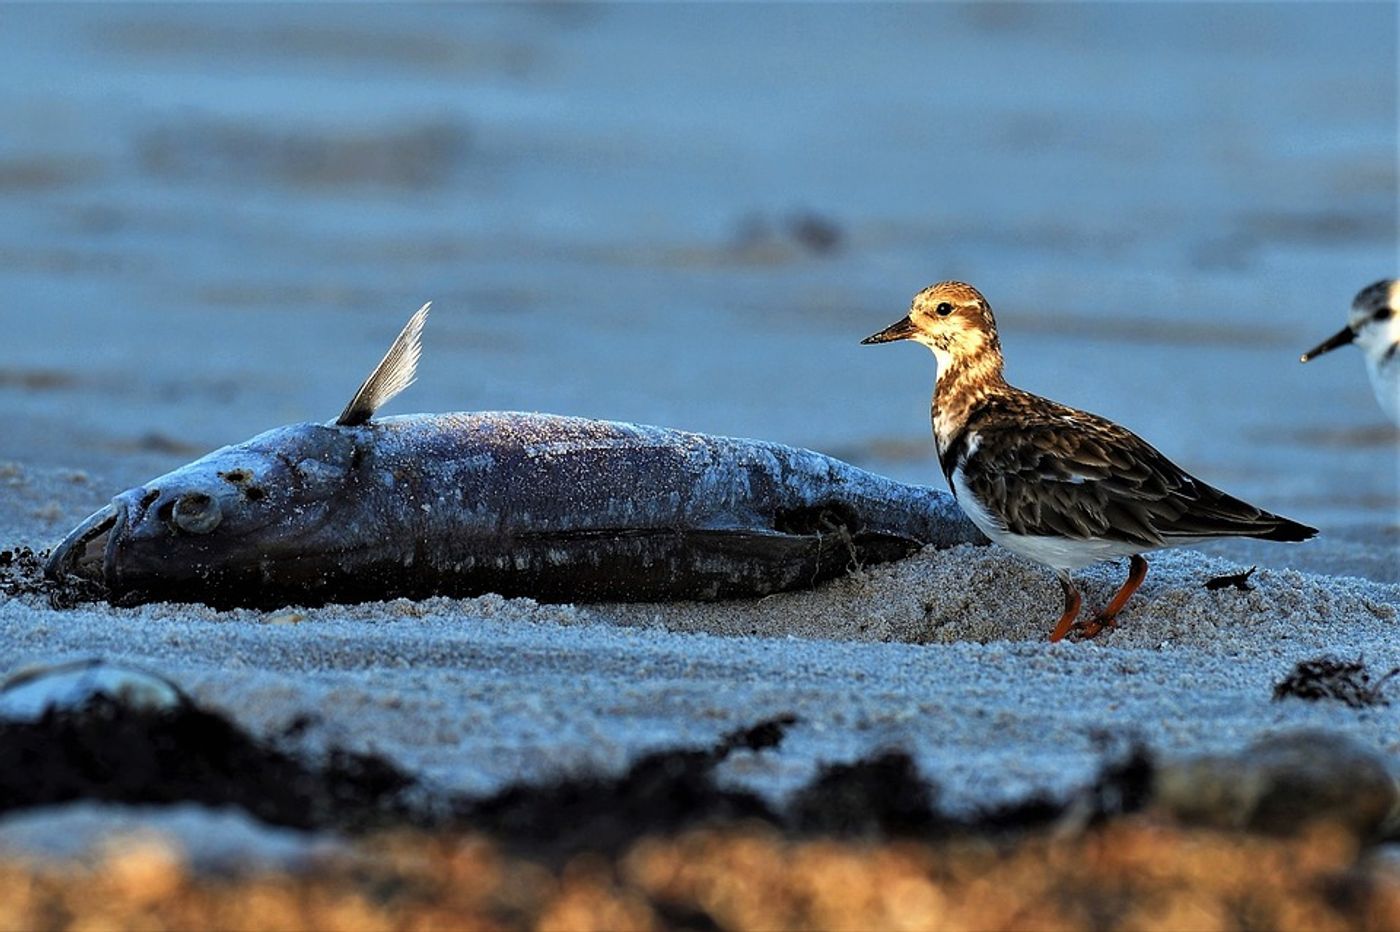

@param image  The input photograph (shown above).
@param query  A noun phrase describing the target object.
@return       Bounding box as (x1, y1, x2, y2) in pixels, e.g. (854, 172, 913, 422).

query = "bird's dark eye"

(935, 302, 954, 317)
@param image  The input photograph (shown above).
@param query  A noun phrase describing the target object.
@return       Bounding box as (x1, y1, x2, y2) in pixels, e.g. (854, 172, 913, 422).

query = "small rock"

(32, 501, 64, 523)
(1152, 731, 1400, 838)
(785, 211, 842, 254)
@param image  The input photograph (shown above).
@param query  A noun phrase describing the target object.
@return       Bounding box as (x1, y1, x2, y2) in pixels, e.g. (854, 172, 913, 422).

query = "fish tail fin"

(335, 302, 430, 427)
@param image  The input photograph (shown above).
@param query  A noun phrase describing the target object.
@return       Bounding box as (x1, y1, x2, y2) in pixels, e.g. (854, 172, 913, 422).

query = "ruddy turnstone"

(1301, 279, 1399, 425)
(862, 281, 1317, 642)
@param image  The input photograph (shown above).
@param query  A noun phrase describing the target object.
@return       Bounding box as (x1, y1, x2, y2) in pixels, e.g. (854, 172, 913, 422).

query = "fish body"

(47, 307, 983, 608)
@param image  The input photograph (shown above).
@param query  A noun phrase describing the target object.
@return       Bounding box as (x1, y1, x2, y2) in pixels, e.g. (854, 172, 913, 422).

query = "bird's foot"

(1071, 614, 1119, 640)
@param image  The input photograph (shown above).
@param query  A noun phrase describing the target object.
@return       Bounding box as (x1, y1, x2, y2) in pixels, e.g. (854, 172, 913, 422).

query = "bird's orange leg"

(1048, 573, 1082, 642)
(1075, 555, 1148, 639)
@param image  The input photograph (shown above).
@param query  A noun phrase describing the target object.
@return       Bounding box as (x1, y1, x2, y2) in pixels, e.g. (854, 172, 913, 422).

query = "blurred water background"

(0, 3, 1395, 577)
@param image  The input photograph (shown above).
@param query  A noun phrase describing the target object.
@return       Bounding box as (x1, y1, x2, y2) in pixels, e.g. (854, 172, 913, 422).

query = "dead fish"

(46, 304, 985, 608)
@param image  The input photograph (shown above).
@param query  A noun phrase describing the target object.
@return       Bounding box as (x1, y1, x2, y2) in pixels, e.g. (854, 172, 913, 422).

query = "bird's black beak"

(861, 316, 917, 345)
(1300, 326, 1355, 363)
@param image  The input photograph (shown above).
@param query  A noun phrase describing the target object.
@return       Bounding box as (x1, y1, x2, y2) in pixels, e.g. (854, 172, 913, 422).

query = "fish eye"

(936, 302, 954, 317)
(171, 492, 222, 534)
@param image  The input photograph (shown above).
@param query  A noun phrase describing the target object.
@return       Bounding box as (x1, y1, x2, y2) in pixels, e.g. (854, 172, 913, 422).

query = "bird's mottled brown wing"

(959, 394, 1311, 545)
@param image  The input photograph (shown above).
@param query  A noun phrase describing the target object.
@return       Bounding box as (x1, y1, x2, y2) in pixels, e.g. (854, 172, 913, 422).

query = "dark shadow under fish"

(46, 304, 985, 609)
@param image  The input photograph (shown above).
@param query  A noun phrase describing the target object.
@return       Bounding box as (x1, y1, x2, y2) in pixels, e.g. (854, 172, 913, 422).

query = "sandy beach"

(0, 3, 1396, 909)
(3, 455, 1397, 823)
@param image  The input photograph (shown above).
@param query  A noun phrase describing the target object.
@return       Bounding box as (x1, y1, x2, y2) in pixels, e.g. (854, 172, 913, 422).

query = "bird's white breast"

(1357, 321, 1400, 424)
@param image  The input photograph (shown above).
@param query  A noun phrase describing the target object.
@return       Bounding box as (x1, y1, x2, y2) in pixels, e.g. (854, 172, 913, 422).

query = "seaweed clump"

(0, 671, 1166, 865)
(0, 545, 104, 608)
(0, 695, 417, 833)
(1273, 656, 1399, 709)
(0, 547, 47, 598)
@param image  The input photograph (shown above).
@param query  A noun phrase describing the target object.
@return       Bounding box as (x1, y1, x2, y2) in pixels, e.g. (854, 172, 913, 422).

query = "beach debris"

(1075, 737, 1157, 826)
(1, 544, 102, 608)
(0, 691, 801, 854)
(469, 739, 776, 860)
(789, 751, 941, 837)
(0, 676, 1109, 861)
(0, 545, 46, 597)
(732, 209, 844, 260)
(10, 682, 1389, 873)
(1023, 735, 1156, 837)
(0, 367, 76, 390)
(1204, 565, 1257, 591)
(0, 659, 187, 723)
(139, 118, 471, 190)
(1151, 731, 1400, 838)
(1273, 656, 1399, 708)
(475, 728, 1162, 858)
(786, 211, 843, 254)
(46, 304, 984, 609)
(0, 667, 418, 832)
(131, 432, 205, 456)
(467, 714, 793, 859)
(716, 713, 798, 756)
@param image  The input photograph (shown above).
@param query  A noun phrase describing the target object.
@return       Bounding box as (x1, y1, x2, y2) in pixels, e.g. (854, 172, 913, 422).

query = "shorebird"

(1301, 279, 1399, 425)
(862, 281, 1317, 642)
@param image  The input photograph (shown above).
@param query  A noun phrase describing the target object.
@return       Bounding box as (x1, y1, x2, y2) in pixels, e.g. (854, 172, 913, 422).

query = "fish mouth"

(45, 501, 124, 589)
(1300, 325, 1355, 362)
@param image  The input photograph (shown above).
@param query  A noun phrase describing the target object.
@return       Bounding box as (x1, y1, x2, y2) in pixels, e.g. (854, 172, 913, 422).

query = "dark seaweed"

(469, 745, 773, 858)
(0, 546, 104, 609)
(0, 697, 416, 832)
(1076, 740, 1156, 823)
(0, 546, 46, 597)
(717, 713, 799, 756)
(0, 694, 1154, 862)
(789, 750, 943, 837)
(1273, 656, 1399, 709)
(1205, 566, 1257, 591)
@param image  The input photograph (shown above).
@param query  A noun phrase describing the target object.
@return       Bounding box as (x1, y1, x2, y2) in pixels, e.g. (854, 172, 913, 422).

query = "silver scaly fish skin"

(46, 307, 985, 608)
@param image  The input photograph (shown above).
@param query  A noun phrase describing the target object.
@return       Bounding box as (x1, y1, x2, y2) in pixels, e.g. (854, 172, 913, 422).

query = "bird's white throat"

(928, 341, 956, 378)
(1356, 313, 1400, 423)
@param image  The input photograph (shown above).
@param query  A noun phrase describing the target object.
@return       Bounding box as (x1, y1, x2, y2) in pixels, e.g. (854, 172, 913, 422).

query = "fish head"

(46, 423, 364, 603)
